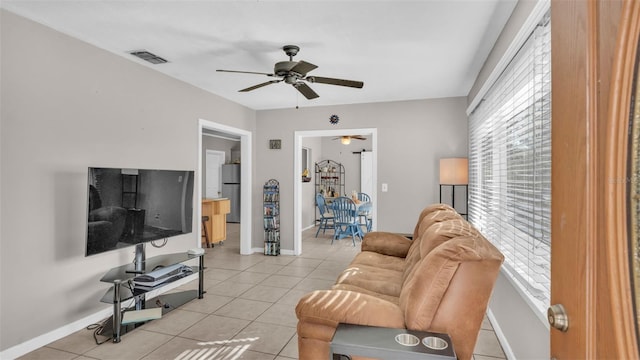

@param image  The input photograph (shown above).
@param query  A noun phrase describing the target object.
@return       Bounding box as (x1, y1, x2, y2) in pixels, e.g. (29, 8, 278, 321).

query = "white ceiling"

(2, 1, 517, 110)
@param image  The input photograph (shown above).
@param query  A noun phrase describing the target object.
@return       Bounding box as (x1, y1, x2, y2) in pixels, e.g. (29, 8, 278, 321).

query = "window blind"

(468, 12, 551, 313)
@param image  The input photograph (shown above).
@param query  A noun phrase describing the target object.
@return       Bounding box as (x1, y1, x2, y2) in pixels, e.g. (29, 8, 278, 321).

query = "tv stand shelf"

(99, 251, 205, 343)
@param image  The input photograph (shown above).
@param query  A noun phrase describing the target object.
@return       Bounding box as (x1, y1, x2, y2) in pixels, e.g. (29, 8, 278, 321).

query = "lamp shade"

(439, 158, 468, 185)
(341, 136, 351, 145)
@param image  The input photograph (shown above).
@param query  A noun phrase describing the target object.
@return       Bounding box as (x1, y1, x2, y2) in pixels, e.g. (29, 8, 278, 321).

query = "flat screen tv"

(86, 167, 194, 256)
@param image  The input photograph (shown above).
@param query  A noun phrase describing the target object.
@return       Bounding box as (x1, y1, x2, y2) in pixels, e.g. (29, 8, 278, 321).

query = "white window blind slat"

(468, 11, 551, 313)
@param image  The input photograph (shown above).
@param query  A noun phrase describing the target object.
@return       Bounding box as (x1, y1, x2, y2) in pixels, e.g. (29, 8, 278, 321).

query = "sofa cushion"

(411, 203, 457, 240)
(399, 234, 503, 331)
(296, 290, 405, 334)
(402, 215, 470, 285)
(360, 231, 412, 257)
(336, 264, 403, 297)
(349, 251, 406, 272)
(331, 283, 400, 304)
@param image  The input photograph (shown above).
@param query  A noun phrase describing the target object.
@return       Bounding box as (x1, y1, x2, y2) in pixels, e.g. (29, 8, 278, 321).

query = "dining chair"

(357, 192, 371, 202)
(357, 201, 373, 233)
(357, 192, 372, 232)
(331, 196, 362, 246)
(315, 193, 334, 237)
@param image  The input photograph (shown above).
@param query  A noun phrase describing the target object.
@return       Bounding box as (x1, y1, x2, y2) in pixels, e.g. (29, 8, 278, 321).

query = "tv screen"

(86, 167, 194, 256)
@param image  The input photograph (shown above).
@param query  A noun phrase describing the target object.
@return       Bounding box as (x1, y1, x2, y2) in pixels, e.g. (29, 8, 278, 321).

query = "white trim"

(203, 132, 241, 142)
(466, 0, 551, 115)
(199, 119, 252, 255)
(293, 128, 378, 256)
(486, 308, 516, 360)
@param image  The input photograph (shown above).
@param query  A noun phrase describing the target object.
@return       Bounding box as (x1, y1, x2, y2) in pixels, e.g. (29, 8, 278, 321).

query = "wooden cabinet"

(201, 198, 230, 246)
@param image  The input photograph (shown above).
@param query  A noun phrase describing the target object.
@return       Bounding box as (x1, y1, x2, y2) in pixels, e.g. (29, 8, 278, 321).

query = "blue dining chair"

(331, 196, 362, 246)
(315, 193, 334, 237)
(357, 192, 372, 232)
(357, 201, 373, 233)
(357, 192, 371, 202)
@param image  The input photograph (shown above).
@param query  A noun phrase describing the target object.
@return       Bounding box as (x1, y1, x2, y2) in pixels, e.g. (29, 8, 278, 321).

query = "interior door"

(550, 0, 639, 357)
(205, 150, 225, 199)
(360, 151, 373, 197)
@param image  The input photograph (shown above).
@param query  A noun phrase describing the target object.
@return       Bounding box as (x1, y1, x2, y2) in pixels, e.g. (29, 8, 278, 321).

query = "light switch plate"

(382, 183, 388, 192)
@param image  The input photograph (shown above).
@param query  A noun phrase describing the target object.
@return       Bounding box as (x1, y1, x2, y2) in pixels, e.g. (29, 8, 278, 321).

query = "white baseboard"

(0, 274, 198, 359)
(0, 307, 112, 359)
(487, 307, 516, 360)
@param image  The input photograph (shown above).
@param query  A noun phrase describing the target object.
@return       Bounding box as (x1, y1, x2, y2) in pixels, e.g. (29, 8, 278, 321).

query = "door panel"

(206, 150, 225, 199)
(551, 0, 637, 357)
(603, 0, 640, 357)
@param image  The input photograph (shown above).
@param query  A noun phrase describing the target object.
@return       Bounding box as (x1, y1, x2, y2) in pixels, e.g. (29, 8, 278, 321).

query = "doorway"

(198, 119, 252, 255)
(293, 128, 378, 256)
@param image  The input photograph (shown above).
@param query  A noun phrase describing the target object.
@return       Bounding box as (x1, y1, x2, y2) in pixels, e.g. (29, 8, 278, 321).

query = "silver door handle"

(547, 304, 569, 332)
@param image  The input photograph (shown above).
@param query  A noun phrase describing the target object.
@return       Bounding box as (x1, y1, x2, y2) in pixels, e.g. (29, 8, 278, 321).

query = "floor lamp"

(439, 158, 468, 218)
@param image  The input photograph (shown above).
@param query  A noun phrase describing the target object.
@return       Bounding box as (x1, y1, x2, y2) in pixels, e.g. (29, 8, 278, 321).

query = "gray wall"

(255, 98, 469, 251)
(0, 10, 256, 352)
(466, 0, 550, 358)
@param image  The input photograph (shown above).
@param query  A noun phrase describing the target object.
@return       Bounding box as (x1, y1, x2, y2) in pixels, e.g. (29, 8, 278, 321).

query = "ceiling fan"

(216, 45, 364, 100)
(333, 135, 367, 145)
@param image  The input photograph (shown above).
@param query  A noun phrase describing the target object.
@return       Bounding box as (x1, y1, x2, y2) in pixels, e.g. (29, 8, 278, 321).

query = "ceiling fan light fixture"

(341, 136, 351, 145)
(217, 45, 363, 100)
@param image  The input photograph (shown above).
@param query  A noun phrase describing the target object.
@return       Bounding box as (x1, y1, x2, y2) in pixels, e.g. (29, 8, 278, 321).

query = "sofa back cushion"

(398, 234, 504, 331)
(411, 203, 456, 240)
(402, 217, 473, 285)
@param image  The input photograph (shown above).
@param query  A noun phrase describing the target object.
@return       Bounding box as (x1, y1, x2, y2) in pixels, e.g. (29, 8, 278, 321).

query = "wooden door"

(551, 0, 639, 358)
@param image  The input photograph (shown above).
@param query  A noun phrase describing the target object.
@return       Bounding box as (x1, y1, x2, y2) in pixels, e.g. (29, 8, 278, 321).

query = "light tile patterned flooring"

(19, 224, 506, 360)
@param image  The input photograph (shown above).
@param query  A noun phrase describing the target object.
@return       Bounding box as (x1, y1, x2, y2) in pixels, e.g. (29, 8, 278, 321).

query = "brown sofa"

(295, 204, 504, 360)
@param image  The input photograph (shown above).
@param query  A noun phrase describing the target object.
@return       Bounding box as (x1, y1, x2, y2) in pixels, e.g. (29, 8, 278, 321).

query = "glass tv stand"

(98, 245, 205, 343)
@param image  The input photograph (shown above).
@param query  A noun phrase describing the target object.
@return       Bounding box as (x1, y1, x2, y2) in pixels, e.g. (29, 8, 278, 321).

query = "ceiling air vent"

(129, 50, 168, 64)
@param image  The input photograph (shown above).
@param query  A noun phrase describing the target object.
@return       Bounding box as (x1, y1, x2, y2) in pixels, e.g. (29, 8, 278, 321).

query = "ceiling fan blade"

(290, 61, 318, 76)
(239, 80, 281, 92)
(306, 76, 364, 88)
(293, 82, 319, 99)
(352, 135, 367, 140)
(217, 69, 274, 77)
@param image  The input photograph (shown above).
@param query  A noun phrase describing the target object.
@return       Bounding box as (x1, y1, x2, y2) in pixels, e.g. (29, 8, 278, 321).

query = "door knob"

(547, 304, 569, 332)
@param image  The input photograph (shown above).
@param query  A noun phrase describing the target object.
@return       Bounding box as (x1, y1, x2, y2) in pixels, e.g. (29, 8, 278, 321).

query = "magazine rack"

(263, 179, 280, 255)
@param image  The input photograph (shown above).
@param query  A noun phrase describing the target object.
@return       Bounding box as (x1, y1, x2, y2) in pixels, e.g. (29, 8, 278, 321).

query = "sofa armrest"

(361, 232, 412, 258)
(296, 290, 405, 329)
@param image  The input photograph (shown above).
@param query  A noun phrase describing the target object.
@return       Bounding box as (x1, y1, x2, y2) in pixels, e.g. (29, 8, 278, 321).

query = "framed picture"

(269, 139, 281, 149)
